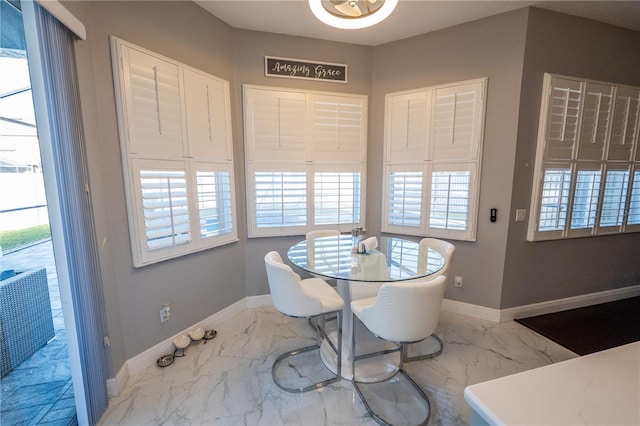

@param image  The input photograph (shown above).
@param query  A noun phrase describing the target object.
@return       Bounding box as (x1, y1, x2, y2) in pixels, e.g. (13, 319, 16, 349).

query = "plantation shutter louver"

(383, 78, 486, 241)
(386, 168, 423, 229)
(184, 69, 232, 161)
(627, 169, 640, 227)
(244, 85, 367, 237)
(569, 166, 602, 233)
(120, 45, 185, 157)
(314, 171, 361, 225)
(253, 169, 307, 231)
(544, 77, 582, 160)
(537, 165, 572, 233)
(577, 83, 614, 161)
(245, 89, 307, 162)
(609, 86, 640, 161)
(137, 164, 191, 252)
(431, 82, 483, 161)
(112, 37, 238, 266)
(529, 74, 640, 241)
(385, 92, 428, 162)
(312, 95, 366, 162)
(599, 167, 630, 231)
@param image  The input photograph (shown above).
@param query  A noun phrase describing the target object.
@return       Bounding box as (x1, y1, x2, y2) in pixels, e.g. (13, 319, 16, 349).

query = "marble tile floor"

(0, 240, 77, 426)
(99, 305, 577, 425)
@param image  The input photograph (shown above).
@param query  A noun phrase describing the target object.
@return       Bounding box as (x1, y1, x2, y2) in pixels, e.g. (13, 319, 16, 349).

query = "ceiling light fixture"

(308, 0, 398, 30)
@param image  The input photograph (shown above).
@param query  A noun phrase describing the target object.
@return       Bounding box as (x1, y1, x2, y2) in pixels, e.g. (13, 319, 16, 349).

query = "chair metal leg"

(351, 315, 431, 426)
(403, 334, 444, 363)
(308, 314, 337, 332)
(272, 310, 342, 393)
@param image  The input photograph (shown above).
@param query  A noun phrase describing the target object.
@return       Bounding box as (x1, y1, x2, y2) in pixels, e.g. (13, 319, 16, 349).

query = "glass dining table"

(288, 234, 444, 382)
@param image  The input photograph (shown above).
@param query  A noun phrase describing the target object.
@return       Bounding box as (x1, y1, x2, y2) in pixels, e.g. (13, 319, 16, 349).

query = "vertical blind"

(25, 2, 109, 423)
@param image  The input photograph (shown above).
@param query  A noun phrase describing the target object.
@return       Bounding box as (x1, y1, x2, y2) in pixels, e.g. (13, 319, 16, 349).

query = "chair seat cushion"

(301, 278, 344, 313)
(351, 296, 376, 315)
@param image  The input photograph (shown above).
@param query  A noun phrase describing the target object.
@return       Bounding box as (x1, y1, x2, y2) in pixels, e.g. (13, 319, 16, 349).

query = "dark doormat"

(515, 296, 640, 356)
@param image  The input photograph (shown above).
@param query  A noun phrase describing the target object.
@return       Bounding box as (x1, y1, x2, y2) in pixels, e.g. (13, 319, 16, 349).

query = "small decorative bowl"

(189, 327, 205, 341)
(156, 354, 174, 367)
(173, 334, 191, 349)
(173, 334, 190, 358)
(203, 329, 217, 343)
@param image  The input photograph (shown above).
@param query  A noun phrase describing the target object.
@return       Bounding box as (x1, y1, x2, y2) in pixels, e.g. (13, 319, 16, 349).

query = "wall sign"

(265, 56, 347, 83)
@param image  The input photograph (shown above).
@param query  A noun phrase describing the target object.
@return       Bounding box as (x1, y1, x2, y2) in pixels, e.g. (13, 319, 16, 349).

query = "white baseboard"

(246, 294, 272, 308)
(441, 299, 501, 322)
(127, 297, 247, 376)
(498, 284, 640, 322)
(106, 364, 129, 398)
(106, 285, 640, 396)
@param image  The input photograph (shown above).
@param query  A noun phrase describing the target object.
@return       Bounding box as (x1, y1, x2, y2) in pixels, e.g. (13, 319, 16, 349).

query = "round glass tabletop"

(287, 235, 444, 282)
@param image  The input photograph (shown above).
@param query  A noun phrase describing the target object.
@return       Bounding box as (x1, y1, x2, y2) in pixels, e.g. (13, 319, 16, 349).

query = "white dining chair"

(264, 251, 344, 393)
(417, 237, 456, 280)
(351, 275, 447, 426)
(305, 229, 340, 281)
(404, 238, 455, 362)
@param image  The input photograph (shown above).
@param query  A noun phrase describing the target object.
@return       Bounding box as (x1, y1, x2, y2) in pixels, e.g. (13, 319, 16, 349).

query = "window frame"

(111, 37, 238, 267)
(243, 85, 367, 238)
(528, 73, 640, 241)
(381, 78, 487, 242)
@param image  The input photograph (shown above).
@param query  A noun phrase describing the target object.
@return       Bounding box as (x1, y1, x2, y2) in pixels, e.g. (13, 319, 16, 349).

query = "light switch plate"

(515, 209, 527, 222)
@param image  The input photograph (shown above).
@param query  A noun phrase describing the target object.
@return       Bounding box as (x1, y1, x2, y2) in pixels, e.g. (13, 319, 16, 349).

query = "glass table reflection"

(287, 235, 444, 382)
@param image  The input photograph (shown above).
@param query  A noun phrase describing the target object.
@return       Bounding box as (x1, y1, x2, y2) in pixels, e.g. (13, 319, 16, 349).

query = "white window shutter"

(568, 165, 602, 236)
(183, 69, 232, 161)
(598, 165, 630, 233)
(385, 91, 428, 162)
(536, 164, 572, 234)
(243, 86, 368, 237)
(120, 46, 185, 157)
(577, 82, 614, 160)
(530, 74, 640, 241)
(248, 164, 308, 237)
(426, 163, 476, 240)
(244, 88, 307, 162)
(608, 86, 640, 161)
(430, 81, 484, 161)
(193, 162, 238, 246)
(626, 168, 640, 230)
(112, 37, 237, 266)
(131, 159, 193, 265)
(382, 165, 423, 234)
(314, 167, 363, 226)
(311, 94, 367, 162)
(544, 77, 583, 160)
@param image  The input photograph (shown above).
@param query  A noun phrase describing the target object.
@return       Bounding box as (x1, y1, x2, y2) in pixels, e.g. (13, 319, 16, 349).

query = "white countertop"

(464, 341, 640, 425)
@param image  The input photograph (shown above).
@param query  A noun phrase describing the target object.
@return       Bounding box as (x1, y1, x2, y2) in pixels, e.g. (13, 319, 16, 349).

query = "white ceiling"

(194, 0, 640, 46)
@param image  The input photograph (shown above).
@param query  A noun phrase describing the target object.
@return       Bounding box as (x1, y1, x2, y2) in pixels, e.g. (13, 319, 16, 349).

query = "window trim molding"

(111, 37, 238, 266)
(527, 73, 640, 242)
(243, 84, 368, 238)
(381, 77, 487, 242)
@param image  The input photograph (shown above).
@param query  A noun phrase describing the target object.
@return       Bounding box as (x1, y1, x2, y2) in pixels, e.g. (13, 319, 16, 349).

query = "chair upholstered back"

(305, 230, 339, 275)
(417, 238, 456, 278)
(305, 230, 340, 240)
(264, 251, 322, 317)
(354, 275, 447, 343)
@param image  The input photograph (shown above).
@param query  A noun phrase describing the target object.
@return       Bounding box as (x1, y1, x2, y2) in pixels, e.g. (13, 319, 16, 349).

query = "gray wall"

(502, 8, 640, 308)
(64, 0, 244, 372)
(371, 9, 529, 309)
(59, 1, 639, 379)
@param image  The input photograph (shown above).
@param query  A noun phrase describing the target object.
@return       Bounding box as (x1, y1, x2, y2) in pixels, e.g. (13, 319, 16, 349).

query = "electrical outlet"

(454, 276, 463, 287)
(160, 303, 171, 323)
